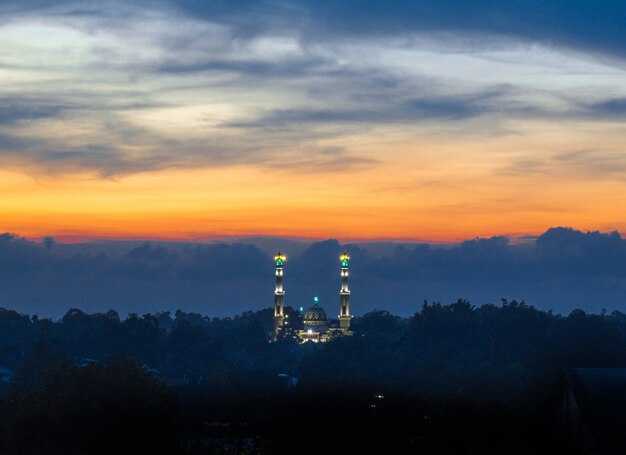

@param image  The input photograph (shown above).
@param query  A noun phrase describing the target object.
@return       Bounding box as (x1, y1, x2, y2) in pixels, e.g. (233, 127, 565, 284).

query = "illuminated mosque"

(272, 252, 353, 343)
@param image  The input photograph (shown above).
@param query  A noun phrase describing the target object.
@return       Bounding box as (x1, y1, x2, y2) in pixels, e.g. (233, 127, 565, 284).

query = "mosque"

(272, 252, 353, 343)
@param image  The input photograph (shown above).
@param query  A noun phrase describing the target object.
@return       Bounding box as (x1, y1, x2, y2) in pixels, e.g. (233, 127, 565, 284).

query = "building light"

(307, 329, 313, 334)
(274, 252, 286, 267)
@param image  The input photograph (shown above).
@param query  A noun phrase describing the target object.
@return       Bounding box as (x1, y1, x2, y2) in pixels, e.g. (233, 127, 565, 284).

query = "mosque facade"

(273, 252, 353, 343)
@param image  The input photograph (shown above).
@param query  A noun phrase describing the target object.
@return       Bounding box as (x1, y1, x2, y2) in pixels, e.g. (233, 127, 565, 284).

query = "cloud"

(155, 55, 331, 77)
(167, 1, 626, 56)
(585, 98, 626, 119)
(5, 0, 625, 58)
(0, 235, 275, 317)
(226, 93, 496, 129)
(0, 128, 375, 177)
(0, 0, 623, 178)
(500, 149, 626, 181)
(0, 97, 72, 126)
(2, 228, 626, 318)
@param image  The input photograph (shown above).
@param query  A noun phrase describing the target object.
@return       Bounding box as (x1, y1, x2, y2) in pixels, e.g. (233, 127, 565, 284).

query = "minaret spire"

(339, 251, 352, 332)
(273, 252, 286, 338)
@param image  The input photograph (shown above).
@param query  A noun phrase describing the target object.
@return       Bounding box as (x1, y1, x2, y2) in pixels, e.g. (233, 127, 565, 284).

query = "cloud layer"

(2, 228, 626, 318)
(0, 0, 624, 177)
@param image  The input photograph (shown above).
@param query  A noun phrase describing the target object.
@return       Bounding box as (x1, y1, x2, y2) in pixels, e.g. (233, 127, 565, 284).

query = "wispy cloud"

(500, 149, 626, 181)
(585, 98, 626, 119)
(0, 0, 623, 178)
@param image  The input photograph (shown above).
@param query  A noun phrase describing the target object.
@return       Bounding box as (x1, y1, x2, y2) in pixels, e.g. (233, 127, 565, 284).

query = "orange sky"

(3, 120, 626, 243)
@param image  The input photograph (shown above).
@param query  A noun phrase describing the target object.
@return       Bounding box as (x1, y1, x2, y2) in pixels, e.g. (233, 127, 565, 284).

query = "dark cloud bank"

(1, 227, 626, 318)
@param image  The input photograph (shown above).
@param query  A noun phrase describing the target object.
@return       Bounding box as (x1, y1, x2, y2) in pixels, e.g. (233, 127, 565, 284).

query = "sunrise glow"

(1, 3, 625, 242)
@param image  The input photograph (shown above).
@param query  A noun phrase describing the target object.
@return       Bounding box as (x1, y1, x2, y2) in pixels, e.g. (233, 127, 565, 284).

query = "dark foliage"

(0, 356, 178, 455)
(0, 299, 624, 453)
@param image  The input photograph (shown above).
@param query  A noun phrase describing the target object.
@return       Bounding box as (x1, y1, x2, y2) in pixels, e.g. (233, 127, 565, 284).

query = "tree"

(1, 356, 179, 455)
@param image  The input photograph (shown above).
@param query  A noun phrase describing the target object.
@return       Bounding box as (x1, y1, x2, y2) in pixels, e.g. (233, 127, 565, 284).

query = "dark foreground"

(0, 357, 577, 454)
(2, 300, 626, 453)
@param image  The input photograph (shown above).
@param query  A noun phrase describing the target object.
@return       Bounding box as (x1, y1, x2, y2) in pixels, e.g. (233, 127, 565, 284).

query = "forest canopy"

(1, 300, 624, 453)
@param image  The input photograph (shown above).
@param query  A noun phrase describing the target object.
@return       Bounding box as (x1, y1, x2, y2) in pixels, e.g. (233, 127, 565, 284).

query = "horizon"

(0, 293, 617, 320)
(3, 225, 626, 319)
(0, 221, 609, 246)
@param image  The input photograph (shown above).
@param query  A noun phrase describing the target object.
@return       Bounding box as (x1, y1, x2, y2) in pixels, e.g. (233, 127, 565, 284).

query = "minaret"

(339, 252, 352, 332)
(273, 252, 286, 337)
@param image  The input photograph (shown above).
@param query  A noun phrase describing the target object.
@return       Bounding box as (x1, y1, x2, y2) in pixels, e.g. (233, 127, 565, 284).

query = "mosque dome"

(303, 304, 329, 323)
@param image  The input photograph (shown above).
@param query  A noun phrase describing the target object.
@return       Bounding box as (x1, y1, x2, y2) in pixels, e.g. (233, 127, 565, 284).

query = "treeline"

(303, 299, 626, 402)
(2, 300, 626, 396)
(1, 300, 626, 453)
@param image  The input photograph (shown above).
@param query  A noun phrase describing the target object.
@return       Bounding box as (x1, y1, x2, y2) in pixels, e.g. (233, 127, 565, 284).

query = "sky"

(0, 0, 625, 242)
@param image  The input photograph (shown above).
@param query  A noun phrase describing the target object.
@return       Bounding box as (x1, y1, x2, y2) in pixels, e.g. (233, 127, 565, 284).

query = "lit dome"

(303, 303, 328, 322)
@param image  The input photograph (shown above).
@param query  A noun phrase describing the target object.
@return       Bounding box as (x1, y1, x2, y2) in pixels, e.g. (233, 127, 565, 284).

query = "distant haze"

(1, 227, 626, 318)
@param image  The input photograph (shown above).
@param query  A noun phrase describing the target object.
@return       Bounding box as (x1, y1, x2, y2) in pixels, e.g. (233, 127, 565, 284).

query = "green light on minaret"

(340, 252, 350, 267)
(274, 252, 285, 267)
(314, 296, 319, 303)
